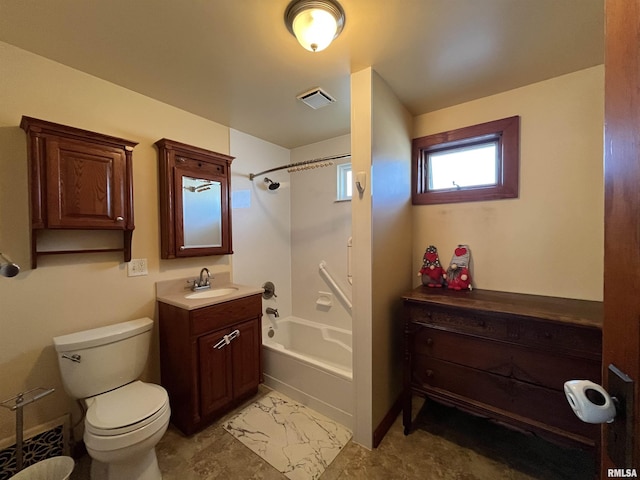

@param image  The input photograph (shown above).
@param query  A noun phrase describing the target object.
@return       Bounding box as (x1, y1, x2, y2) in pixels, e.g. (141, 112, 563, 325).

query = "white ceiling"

(0, 0, 603, 149)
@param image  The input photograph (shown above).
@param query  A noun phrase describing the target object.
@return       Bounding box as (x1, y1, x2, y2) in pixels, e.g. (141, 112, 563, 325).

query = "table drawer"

(413, 327, 511, 376)
(408, 305, 508, 340)
(518, 320, 601, 357)
(413, 357, 597, 440)
(511, 345, 601, 391)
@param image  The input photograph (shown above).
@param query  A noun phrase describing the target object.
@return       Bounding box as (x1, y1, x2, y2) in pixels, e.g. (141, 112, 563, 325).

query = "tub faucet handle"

(266, 307, 280, 318)
(262, 281, 277, 299)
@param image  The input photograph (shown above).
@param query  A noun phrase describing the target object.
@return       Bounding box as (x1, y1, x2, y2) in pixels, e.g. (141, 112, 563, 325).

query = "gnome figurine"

(446, 245, 472, 291)
(418, 245, 446, 287)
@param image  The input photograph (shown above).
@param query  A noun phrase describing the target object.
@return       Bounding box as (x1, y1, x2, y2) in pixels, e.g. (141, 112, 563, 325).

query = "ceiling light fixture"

(284, 0, 345, 52)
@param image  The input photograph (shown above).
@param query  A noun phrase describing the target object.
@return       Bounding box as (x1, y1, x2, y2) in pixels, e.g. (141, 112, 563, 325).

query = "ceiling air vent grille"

(296, 87, 336, 109)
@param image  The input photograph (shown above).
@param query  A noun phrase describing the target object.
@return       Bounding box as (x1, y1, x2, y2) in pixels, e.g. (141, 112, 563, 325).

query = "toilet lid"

(85, 381, 168, 435)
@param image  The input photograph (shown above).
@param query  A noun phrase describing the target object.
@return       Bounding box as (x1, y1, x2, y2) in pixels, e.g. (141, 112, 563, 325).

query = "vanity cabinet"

(158, 294, 262, 435)
(155, 138, 234, 259)
(20, 116, 137, 267)
(402, 287, 603, 448)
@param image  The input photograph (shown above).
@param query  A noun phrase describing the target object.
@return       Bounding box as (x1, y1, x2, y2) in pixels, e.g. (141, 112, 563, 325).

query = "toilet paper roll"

(563, 380, 616, 424)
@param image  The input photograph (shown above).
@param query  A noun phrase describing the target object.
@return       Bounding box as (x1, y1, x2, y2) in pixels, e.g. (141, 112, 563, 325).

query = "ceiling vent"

(296, 87, 336, 109)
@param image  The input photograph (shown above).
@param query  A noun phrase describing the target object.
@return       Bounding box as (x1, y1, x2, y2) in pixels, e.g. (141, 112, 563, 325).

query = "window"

(337, 162, 352, 201)
(412, 116, 520, 205)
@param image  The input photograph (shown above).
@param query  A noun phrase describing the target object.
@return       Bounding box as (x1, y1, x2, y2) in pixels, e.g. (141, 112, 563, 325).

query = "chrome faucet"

(190, 267, 212, 291)
(266, 307, 279, 318)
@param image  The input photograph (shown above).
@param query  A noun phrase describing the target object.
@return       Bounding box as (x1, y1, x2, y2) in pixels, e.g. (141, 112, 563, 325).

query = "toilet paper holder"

(565, 364, 634, 468)
(564, 379, 618, 424)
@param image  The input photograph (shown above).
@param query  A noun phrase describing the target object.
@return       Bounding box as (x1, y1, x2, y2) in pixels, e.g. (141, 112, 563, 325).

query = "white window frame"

(336, 162, 352, 201)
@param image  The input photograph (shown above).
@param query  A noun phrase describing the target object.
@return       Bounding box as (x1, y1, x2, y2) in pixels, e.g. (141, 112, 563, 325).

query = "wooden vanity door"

(198, 328, 233, 418)
(45, 137, 127, 229)
(231, 319, 261, 399)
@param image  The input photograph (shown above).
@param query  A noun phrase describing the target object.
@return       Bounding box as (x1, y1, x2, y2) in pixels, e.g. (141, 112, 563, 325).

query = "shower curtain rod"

(249, 153, 350, 180)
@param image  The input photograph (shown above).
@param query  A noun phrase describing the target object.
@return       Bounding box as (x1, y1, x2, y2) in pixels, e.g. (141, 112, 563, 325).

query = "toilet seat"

(85, 381, 169, 436)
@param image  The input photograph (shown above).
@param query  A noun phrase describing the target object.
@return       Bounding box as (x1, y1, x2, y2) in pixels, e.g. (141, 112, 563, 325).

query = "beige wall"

(351, 68, 413, 448)
(0, 42, 232, 441)
(413, 66, 604, 301)
(370, 72, 413, 435)
(350, 68, 374, 447)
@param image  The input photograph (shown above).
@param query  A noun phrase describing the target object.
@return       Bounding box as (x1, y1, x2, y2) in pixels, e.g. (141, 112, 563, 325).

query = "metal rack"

(1, 387, 55, 472)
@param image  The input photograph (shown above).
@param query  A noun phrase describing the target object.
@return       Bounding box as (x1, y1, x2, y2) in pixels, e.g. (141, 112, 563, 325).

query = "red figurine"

(446, 245, 472, 291)
(418, 245, 446, 287)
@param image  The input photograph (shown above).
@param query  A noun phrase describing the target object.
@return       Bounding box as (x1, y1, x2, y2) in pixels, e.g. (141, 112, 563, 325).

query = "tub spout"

(266, 307, 279, 318)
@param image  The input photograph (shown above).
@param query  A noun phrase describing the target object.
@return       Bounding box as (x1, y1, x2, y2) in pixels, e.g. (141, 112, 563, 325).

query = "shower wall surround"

(290, 134, 352, 332)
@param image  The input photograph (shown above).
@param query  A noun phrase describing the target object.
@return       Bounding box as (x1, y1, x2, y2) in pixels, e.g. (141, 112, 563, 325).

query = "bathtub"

(262, 316, 353, 429)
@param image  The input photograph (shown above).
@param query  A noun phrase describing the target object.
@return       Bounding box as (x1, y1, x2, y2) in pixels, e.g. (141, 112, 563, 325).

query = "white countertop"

(156, 273, 264, 310)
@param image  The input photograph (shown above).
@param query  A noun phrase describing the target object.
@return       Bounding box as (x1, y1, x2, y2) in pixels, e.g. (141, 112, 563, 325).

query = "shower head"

(0, 253, 20, 278)
(264, 178, 280, 191)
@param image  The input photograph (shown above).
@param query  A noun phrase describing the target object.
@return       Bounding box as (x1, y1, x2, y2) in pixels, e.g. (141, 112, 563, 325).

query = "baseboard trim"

(372, 392, 404, 448)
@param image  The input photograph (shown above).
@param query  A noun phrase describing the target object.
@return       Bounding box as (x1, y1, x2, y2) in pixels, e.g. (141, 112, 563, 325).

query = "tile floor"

(71, 385, 596, 480)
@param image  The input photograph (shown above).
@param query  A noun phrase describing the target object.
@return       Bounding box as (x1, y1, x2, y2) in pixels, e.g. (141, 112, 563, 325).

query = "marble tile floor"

(70, 385, 595, 480)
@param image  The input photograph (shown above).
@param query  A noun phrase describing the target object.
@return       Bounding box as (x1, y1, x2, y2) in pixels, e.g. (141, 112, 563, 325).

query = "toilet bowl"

(53, 318, 170, 480)
(84, 381, 170, 480)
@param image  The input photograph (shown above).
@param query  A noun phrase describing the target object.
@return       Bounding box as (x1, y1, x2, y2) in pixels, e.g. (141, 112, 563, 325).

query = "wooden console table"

(402, 287, 603, 448)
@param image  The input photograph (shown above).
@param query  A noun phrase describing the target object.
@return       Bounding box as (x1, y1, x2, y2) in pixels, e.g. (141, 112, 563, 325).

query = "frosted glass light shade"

(285, 0, 345, 52)
(292, 8, 338, 52)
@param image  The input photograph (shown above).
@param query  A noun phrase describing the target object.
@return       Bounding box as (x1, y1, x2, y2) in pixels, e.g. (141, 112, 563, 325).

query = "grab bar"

(347, 236, 353, 285)
(319, 261, 352, 311)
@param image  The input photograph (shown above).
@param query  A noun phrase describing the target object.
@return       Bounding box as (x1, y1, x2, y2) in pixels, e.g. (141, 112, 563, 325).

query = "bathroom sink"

(185, 287, 238, 300)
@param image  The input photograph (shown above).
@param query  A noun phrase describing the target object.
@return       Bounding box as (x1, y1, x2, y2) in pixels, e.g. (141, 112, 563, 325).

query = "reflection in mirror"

(182, 176, 222, 248)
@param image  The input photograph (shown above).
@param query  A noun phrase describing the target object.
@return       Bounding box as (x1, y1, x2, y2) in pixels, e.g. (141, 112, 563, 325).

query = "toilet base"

(90, 449, 161, 480)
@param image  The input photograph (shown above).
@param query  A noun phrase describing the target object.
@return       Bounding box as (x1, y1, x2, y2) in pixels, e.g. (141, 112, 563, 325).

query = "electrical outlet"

(127, 258, 148, 277)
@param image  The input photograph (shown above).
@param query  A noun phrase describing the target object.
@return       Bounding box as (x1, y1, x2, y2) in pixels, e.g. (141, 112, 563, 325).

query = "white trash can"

(9, 457, 75, 480)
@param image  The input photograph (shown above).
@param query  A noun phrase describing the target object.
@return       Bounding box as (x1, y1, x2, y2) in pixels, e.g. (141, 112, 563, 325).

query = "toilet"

(53, 318, 170, 480)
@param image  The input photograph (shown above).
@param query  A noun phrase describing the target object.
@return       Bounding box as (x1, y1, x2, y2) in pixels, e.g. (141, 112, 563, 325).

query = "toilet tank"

(53, 318, 153, 399)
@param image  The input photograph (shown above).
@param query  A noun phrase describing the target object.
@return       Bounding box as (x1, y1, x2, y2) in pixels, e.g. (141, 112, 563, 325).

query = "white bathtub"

(262, 316, 354, 429)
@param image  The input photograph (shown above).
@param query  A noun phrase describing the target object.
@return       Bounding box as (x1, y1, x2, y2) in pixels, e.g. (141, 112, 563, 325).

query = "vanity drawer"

(191, 295, 262, 336)
(413, 327, 511, 376)
(407, 305, 508, 340)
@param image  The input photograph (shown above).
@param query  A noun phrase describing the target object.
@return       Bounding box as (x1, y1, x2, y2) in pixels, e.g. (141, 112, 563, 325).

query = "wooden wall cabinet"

(158, 294, 262, 435)
(402, 288, 603, 449)
(155, 139, 234, 259)
(20, 116, 137, 268)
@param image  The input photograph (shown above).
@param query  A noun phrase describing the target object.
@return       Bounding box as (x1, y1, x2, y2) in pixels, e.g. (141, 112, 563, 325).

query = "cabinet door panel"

(173, 165, 228, 257)
(199, 329, 233, 418)
(155, 138, 233, 259)
(46, 138, 126, 228)
(232, 319, 261, 398)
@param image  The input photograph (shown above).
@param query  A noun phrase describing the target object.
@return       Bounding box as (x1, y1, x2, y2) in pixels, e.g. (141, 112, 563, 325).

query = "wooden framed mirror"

(155, 138, 234, 258)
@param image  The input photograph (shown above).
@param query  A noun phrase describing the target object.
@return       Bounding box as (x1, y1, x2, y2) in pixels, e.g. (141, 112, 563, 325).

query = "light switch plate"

(127, 258, 148, 277)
